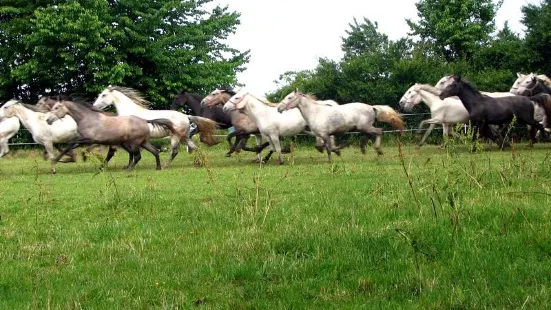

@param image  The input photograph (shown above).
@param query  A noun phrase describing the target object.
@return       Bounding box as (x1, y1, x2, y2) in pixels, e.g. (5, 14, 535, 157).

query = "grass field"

(1, 137, 551, 309)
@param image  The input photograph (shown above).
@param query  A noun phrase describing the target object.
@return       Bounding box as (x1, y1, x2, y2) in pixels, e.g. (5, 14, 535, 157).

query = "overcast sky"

(213, 0, 539, 95)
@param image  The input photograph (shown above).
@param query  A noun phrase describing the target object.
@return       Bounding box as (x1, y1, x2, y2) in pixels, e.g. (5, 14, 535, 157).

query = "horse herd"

(0, 73, 550, 173)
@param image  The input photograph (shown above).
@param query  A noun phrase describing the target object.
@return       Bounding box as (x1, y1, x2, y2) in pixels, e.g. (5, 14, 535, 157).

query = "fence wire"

(6, 112, 467, 146)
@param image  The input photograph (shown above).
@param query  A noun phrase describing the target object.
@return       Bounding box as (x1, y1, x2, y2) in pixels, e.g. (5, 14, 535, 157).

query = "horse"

(93, 86, 219, 168)
(46, 99, 182, 174)
(435, 75, 515, 98)
(0, 99, 79, 162)
(399, 83, 469, 148)
(0, 103, 20, 158)
(510, 73, 551, 96)
(222, 90, 322, 164)
(200, 88, 267, 160)
(37, 95, 114, 161)
(277, 90, 404, 162)
(439, 76, 548, 151)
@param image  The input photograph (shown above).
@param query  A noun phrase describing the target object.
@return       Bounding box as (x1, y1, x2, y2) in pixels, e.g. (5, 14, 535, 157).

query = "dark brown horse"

(46, 100, 182, 174)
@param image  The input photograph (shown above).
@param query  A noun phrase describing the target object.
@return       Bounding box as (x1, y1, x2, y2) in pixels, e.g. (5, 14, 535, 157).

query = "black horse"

(439, 76, 548, 151)
(171, 91, 232, 136)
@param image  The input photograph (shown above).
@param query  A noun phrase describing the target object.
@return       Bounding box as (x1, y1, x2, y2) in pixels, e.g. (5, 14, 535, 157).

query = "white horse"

(93, 86, 219, 168)
(0, 100, 78, 160)
(0, 114, 20, 158)
(222, 90, 327, 164)
(277, 90, 404, 162)
(399, 83, 470, 148)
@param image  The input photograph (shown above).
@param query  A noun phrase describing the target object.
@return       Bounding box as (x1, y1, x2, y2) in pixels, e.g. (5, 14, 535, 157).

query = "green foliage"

(406, 0, 502, 61)
(0, 0, 249, 108)
(522, 0, 551, 73)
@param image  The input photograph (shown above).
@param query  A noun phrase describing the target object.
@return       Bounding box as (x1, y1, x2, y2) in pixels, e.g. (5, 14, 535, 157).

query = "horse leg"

(225, 131, 240, 157)
(119, 144, 134, 169)
(127, 148, 142, 172)
(51, 138, 90, 174)
(55, 144, 76, 163)
(141, 142, 162, 170)
(0, 139, 6, 157)
(163, 135, 182, 169)
(99, 146, 117, 170)
(364, 126, 384, 155)
(226, 133, 244, 157)
(418, 123, 436, 149)
(262, 136, 276, 164)
(320, 134, 333, 163)
(183, 135, 197, 154)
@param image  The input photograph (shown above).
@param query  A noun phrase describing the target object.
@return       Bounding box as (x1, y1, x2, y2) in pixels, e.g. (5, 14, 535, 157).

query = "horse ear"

(517, 72, 522, 78)
(294, 87, 299, 93)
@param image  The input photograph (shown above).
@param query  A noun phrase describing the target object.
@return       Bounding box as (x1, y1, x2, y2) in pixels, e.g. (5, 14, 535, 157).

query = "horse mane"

(303, 93, 318, 101)
(110, 86, 150, 108)
(416, 84, 441, 95)
(455, 77, 480, 94)
(536, 74, 551, 87)
(64, 99, 106, 113)
(21, 103, 50, 113)
(219, 87, 236, 96)
(249, 94, 279, 107)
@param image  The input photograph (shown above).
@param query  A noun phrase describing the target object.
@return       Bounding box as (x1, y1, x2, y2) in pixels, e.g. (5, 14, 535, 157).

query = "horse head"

(278, 89, 302, 112)
(439, 76, 461, 100)
(399, 84, 422, 112)
(201, 88, 235, 108)
(511, 73, 539, 96)
(46, 101, 69, 125)
(0, 99, 21, 119)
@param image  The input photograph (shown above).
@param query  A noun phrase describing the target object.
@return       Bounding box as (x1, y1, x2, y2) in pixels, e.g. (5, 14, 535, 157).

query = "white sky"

(213, 0, 539, 95)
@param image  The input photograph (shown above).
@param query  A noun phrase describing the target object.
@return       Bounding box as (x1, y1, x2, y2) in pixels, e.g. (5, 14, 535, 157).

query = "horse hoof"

(377, 150, 384, 156)
(157, 166, 162, 170)
(416, 145, 422, 150)
(225, 153, 232, 157)
(333, 149, 341, 156)
(51, 170, 56, 175)
(315, 146, 324, 153)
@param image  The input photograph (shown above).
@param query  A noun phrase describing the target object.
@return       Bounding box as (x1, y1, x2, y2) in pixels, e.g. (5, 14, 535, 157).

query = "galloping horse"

(0, 101, 20, 158)
(439, 76, 548, 151)
(0, 99, 78, 161)
(399, 83, 469, 148)
(277, 90, 404, 162)
(201, 88, 267, 160)
(93, 86, 218, 168)
(46, 100, 182, 173)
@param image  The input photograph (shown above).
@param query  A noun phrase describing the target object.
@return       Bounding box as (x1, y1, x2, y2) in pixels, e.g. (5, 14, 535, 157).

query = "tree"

(406, 0, 502, 62)
(0, 0, 249, 107)
(522, 0, 551, 73)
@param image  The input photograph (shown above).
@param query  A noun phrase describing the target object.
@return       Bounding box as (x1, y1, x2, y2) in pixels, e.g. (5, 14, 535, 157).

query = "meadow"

(1, 136, 551, 309)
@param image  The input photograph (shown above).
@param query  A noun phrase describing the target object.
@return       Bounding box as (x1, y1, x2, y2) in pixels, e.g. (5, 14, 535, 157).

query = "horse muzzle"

(46, 115, 57, 125)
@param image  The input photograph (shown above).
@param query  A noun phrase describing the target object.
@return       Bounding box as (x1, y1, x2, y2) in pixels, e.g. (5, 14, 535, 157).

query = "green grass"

(1, 137, 551, 309)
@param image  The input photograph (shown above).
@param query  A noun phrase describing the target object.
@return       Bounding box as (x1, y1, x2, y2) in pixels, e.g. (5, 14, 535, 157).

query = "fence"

(5, 112, 471, 147)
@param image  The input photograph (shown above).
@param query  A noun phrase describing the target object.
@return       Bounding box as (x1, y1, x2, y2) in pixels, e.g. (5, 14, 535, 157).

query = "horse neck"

(416, 89, 441, 109)
(12, 105, 42, 132)
(113, 91, 148, 114)
(244, 96, 272, 120)
(455, 85, 482, 111)
(295, 96, 317, 118)
(62, 101, 93, 123)
(539, 82, 551, 95)
(185, 96, 203, 114)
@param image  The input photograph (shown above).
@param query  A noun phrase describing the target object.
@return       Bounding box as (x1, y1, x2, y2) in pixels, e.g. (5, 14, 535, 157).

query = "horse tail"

(187, 115, 220, 146)
(147, 118, 183, 138)
(530, 93, 551, 126)
(372, 105, 405, 135)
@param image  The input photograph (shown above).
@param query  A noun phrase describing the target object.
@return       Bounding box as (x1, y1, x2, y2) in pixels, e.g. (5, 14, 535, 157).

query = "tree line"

(0, 0, 249, 108)
(266, 0, 551, 111)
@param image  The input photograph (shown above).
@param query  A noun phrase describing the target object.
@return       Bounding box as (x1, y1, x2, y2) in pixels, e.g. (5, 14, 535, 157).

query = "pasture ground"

(1, 137, 551, 309)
